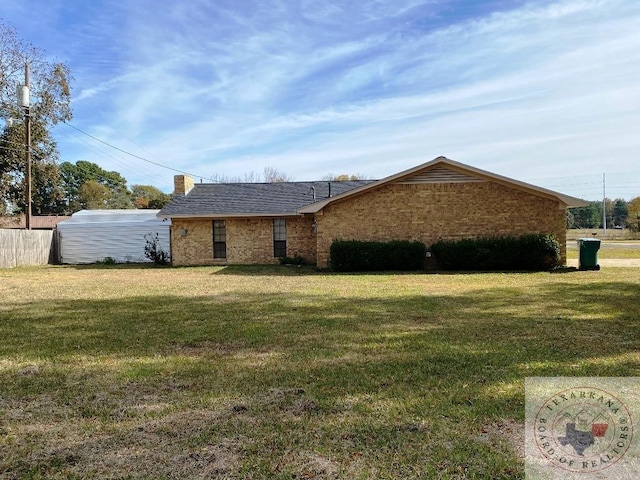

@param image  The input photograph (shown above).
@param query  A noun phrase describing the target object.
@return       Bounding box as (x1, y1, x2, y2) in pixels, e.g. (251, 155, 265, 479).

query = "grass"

(565, 239, 640, 259)
(566, 228, 640, 241)
(1, 265, 640, 479)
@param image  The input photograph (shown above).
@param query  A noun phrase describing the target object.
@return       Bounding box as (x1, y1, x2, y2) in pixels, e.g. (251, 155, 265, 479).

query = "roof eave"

(297, 199, 332, 214)
(156, 212, 301, 219)
(298, 156, 590, 212)
(438, 160, 590, 208)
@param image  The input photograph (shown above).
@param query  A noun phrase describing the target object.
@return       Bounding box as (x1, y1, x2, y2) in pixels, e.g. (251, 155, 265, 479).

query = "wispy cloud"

(6, 0, 639, 199)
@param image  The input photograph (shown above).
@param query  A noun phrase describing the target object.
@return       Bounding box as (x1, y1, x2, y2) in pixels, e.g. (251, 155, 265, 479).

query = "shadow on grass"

(63, 263, 167, 271)
(2, 279, 639, 383)
(61, 263, 586, 276)
(210, 264, 321, 276)
(208, 265, 580, 276)
(2, 278, 639, 478)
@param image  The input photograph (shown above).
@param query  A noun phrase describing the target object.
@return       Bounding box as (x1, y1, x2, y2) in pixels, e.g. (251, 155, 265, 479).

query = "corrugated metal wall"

(57, 211, 171, 264)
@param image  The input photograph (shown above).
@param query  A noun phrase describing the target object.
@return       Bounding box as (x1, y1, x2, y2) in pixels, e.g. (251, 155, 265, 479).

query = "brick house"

(158, 157, 588, 268)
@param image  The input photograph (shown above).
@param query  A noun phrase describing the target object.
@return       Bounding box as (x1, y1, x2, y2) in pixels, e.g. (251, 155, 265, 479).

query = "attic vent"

(398, 166, 484, 184)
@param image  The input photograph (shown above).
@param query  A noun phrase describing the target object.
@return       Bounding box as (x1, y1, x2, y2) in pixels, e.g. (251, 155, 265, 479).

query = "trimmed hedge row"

(430, 233, 561, 271)
(330, 240, 427, 272)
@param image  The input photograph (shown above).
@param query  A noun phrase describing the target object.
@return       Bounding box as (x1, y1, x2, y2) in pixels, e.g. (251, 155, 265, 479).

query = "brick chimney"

(174, 175, 195, 195)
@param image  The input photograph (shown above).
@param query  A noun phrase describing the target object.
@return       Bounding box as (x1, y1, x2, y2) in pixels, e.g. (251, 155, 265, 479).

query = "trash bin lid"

(577, 238, 601, 247)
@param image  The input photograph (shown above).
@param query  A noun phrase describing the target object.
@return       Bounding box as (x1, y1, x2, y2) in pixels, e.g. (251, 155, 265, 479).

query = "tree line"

(1, 156, 171, 215)
(568, 198, 640, 232)
(0, 21, 170, 216)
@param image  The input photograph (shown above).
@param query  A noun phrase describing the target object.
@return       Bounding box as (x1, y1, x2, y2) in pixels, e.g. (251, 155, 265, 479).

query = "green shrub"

(330, 240, 426, 272)
(279, 254, 305, 266)
(96, 257, 117, 265)
(430, 234, 560, 271)
(144, 232, 170, 265)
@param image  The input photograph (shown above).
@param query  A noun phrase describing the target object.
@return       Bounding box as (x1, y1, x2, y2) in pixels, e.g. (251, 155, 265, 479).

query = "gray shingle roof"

(158, 180, 375, 217)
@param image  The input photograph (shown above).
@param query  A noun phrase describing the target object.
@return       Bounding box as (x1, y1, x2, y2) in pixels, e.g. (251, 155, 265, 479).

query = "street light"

(17, 64, 31, 230)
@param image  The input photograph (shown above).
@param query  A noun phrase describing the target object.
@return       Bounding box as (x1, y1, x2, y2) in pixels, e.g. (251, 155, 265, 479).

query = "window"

(213, 220, 226, 259)
(273, 218, 286, 258)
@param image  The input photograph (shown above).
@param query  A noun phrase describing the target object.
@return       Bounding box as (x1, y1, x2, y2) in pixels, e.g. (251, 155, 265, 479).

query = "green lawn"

(566, 240, 640, 259)
(1, 265, 639, 479)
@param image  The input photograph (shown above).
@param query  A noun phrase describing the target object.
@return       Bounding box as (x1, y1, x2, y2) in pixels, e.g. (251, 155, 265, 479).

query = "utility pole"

(602, 173, 606, 236)
(21, 63, 31, 230)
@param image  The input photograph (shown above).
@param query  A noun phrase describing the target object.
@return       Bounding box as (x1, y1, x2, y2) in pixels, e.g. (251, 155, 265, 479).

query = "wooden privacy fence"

(0, 229, 55, 268)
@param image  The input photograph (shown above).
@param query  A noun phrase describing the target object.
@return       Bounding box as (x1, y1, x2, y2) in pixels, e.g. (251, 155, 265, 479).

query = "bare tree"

(321, 173, 368, 181)
(242, 171, 262, 183)
(210, 171, 262, 183)
(263, 166, 292, 183)
(211, 168, 293, 183)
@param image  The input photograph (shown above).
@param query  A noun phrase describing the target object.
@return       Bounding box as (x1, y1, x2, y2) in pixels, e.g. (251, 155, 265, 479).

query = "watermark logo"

(526, 378, 639, 479)
(534, 387, 631, 472)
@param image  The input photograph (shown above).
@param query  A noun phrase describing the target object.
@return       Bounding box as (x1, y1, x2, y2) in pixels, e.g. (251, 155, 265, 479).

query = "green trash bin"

(577, 238, 601, 270)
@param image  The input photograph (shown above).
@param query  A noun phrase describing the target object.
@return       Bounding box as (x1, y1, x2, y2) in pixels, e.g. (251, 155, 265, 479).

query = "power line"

(68, 123, 189, 184)
(61, 121, 215, 182)
(61, 127, 163, 184)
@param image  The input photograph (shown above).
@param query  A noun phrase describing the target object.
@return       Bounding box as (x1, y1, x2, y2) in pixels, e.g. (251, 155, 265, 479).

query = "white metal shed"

(57, 210, 171, 264)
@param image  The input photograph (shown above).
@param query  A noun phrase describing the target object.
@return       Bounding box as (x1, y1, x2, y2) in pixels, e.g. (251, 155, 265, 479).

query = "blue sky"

(1, 0, 639, 200)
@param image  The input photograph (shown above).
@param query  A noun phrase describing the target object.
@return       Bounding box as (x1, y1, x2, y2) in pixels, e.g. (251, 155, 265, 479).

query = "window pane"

(273, 219, 286, 257)
(273, 219, 286, 241)
(213, 220, 226, 242)
(214, 242, 227, 259)
(274, 240, 286, 258)
(213, 220, 227, 258)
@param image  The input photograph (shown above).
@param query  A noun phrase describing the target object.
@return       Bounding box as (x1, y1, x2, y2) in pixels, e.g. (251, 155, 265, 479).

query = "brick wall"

(170, 218, 215, 266)
(227, 218, 275, 264)
(315, 181, 566, 268)
(170, 181, 567, 268)
(287, 216, 316, 263)
(171, 216, 316, 266)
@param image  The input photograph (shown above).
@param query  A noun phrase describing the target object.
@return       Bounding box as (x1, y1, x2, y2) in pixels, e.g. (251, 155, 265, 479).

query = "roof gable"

(398, 165, 484, 184)
(297, 156, 589, 213)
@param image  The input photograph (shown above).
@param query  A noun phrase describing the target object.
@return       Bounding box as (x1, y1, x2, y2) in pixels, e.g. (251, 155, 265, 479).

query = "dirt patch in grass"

(273, 450, 339, 479)
(4, 405, 244, 479)
(2, 265, 640, 478)
(230, 387, 320, 419)
(477, 418, 525, 459)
